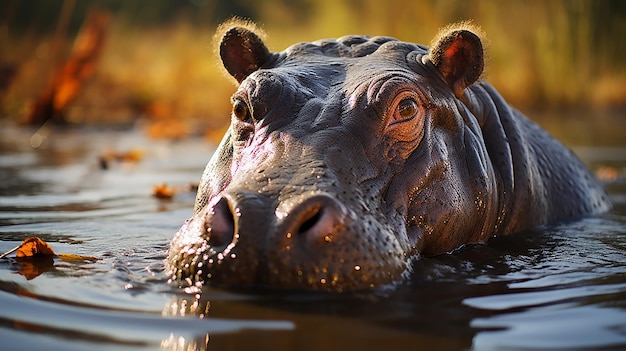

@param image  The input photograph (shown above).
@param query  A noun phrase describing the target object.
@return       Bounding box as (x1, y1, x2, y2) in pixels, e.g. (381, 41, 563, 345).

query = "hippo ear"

(428, 25, 484, 98)
(220, 26, 272, 83)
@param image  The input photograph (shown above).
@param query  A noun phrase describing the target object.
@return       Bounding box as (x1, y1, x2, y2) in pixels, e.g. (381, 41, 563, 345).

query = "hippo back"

(464, 83, 610, 236)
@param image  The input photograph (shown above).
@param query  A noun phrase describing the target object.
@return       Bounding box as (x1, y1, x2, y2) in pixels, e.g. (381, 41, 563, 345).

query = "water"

(0, 117, 625, 351)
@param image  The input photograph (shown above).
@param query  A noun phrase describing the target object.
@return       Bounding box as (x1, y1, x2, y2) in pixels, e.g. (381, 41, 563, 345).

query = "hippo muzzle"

(167, 22, 610, 292)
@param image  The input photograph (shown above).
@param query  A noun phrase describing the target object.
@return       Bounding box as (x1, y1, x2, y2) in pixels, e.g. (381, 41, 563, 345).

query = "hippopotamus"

(167, 22, 611, 292)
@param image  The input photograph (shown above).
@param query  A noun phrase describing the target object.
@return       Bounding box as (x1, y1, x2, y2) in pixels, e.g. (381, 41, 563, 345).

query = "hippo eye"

(397, 97, 418, 120)
(232, 99, 250, 121)
(387, 93, 422, 128)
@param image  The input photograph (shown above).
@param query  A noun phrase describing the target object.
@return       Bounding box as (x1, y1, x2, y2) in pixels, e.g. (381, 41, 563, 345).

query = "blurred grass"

(0, 0, 625, 137)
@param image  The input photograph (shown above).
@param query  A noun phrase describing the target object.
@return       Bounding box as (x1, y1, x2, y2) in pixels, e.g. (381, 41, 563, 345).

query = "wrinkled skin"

(167, 24, 611, 292)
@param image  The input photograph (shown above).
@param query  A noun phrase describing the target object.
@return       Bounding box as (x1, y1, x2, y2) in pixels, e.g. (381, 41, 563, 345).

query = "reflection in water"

(163, 294, 209, 318)
(15, 256, 55, 280)
(0, 124, 624, 350)
(161, 295, 295, 351)
(160, 334, 208, 351)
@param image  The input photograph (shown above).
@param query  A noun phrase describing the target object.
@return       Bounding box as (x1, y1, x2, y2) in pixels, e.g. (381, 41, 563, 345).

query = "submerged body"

(167, 23, 610, 292)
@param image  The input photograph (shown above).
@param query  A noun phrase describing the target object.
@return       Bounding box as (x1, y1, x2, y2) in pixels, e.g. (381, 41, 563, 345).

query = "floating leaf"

(99, 148, 145, 170)
(1, 237, 98, 280)
(15, 237, 56, 258)
(153, 183, 176, 199)
(57, 253, 98, 263)
(596, 166, 619, 182)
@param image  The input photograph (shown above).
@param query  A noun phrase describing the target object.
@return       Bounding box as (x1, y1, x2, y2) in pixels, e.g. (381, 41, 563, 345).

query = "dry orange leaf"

(99, 148, 145, 170)
(1, 237, 98, 280)
(0, 237, 53, 259)
(118, 149, 144, 163)
(1, 237, 56, 258)
(153, 183, 176, 199)
(57, 253, 98, 263)
(1, 237, 97, 261)
(596, 166, 619, 182)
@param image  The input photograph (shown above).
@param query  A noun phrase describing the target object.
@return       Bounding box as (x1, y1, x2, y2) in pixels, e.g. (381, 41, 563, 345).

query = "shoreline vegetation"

(0, 0, 624, 140)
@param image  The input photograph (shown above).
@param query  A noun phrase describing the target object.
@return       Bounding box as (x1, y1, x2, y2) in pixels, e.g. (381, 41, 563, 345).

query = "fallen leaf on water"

(0, 237, 98, 279)
(122, 149, 144, 162)
(57, 253, 98, 263)
(595, 166, 619, 182)
(152, 183, 177, 199)
(0, 237, 54, 259)
(16, 237, 56, 257)
(99, 148, 145, 170)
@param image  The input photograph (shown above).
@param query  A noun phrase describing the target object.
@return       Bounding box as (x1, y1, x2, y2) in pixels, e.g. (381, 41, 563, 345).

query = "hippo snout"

(204, 192, 348, 253)
(168, 189, 408, 291)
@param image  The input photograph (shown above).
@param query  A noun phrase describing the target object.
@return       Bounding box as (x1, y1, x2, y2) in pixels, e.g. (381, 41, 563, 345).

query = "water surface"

(0, 116, 625, 351)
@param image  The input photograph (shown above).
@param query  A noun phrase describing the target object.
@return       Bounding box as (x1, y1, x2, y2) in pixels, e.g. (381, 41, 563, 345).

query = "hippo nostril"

(297, 208, 323, 236)
(285, 195, 347, 246)
(206, 197, 236, 248)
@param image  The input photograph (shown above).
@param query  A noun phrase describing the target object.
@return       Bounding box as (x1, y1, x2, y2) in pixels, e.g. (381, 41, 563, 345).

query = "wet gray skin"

(167, 24, 611, 292)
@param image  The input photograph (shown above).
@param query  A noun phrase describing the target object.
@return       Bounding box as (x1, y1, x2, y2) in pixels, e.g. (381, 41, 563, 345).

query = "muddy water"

(0, 115, 625, 351)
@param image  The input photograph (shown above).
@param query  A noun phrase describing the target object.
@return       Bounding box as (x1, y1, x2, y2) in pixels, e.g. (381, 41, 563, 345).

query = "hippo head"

(167, 23, 496, 292)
